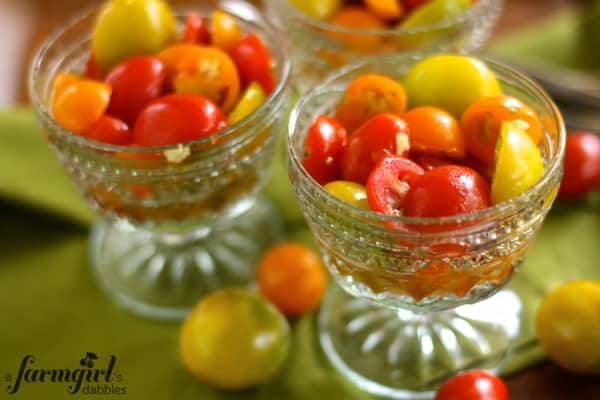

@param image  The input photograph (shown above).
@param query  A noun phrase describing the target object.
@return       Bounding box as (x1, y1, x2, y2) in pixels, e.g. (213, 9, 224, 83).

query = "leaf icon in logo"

(80, 352, 99, 368)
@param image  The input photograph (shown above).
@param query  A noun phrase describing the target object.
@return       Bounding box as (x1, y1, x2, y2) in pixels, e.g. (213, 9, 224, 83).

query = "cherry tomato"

(132, 93, 227, 146)
(366, 156, 425, 215)
(403, 0, 429, 13)
(171, 46, 241, 112)
(92, 0, 177, 69)
(461, 95, 543, 166)
(52, 72, 81, 95)
(559, 130, 600, 199)
(303, 114, 348, 185)
(404, 106, 466, 158)
(229, 33, 276, 94)
(85, 115, 131, 145)
(328, 7, 387, 50)
(341, 113, 410, 184)
(536, 280, 600, 375)
(400, 0, 471, 28)
(182, 13, 211, 44)
(257, 242, 326, 317)
(289, 0, 342, 20)
(52, 80, 111, 135)
(335, 74, 407, 133)
(105, 55, 167, 126)
(413, 154, 453, 171)
(180, 288, 290, 389)
(324, 180, 369, 209)
(364, 0, 404, 20)
(434, 369, 509, 400)
(85, 55, 103, 80)
(228, 82, 267, 124)
(211, 10, 242, 50)
(404, 165, 490, 218)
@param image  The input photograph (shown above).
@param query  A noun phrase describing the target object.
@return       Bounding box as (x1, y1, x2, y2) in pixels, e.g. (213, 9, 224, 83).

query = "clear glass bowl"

(287, 53, 565, 398)
(264, 0, 502, 89)
(29, 2, 291, 320)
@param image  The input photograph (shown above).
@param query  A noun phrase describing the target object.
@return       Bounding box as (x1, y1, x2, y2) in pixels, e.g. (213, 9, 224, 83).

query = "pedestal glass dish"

(29, 3, 291, 320)
(287, 53, 565, 398)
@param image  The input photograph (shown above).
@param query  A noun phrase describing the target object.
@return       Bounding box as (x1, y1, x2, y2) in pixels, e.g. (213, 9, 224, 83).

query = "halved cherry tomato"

(52, 80, 111, 135)
(335, 74, 407, 133)
(132, 93, 227, 146)
(404, 106, 466, 158)
(257, 242, 326, 317)
(365, 0, 404, 20)
(328, 7, 387, 50)
(404, 165, 490, 218)
(434, 369, 508, 400)
(105, 55, 167, 126)
(559, 130, 600, 199)
(172, 46, 241, 112)
(229, 33, 276, 94)
(461, 95, 543, 166)
(85, 115, 131, 145)
(211, 10, 242, 50)
(303, 114, 348, 185)
(341, 113, 410, 184)
(403, 0, 429, 13)
(182, 13, 211, 44)
(324, 180, 369, 209)
(366, 156, 425, 215)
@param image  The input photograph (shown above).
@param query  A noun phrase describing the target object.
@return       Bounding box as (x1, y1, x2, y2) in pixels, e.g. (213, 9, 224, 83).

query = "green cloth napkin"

(1, 10, 600, 398)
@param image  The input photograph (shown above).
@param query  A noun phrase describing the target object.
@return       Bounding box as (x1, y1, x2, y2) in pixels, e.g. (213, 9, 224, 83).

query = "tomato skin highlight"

(341, 113, 410, 185)
(105, 55, 168, 126)
(132, 93, 227, 147)
(559, 130, 600, 199)
(434, 369, 509, 400)
(302, 114, 348, 185)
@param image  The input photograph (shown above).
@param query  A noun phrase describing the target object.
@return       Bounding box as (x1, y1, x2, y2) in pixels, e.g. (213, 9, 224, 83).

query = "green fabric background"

(1, 9, 599, 399)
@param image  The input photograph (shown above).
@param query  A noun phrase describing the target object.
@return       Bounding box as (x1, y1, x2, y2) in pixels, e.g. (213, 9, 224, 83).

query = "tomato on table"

(366, 156, 425, 215)
(302, 114, 348, 185)
(324, 180, 370, 209)
(403, 106, 466, 159)
(341, 113, 410, 184)
(335, 73, 407, 133)
(132, 93, 227, 146)
(229, 33, 276, 94)
(559, 130, 600, 199)
(211, 10, 242, 50)
(105, 55, 167, 126)
(182, 13, 211, 44)
(257, 242, 327, 317)
(434, 369, 508, 400)
(461, 95, 543, 166)
(180, 288, 290, 389)
(85, 115, 131, 145)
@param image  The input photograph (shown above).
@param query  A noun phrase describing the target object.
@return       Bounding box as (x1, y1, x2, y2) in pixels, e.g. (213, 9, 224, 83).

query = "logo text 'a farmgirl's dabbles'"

(5, 353, 126, 395)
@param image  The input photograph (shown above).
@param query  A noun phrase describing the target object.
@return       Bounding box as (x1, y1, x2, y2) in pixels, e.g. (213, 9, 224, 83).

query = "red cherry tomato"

(302, 114, 348, 185)
(366, 156, 424, 215)
(85, 115, 131, 145)
(404, 165, 490, 218)
(341, 114, 410, 185)
(559, 130, 600, 199)
(182, 13, 211, 44)
(228, 33, 275, 94)
(85, 55, 103, 80)
(412, 154, 453, 171)
(403, 0, 429, 13)
(434, 369, 509, 400)
(132, 94, 227, 146)
(105, 55, 167, 126)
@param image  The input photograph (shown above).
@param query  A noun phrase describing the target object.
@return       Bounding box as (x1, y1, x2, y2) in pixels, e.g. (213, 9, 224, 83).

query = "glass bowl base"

(319, 287, 521, 399)
(90, 196, 283, 321)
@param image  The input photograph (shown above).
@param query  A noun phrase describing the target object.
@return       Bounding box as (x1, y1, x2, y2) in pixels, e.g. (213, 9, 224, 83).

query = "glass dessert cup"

(287, 53, 565, 398)
(264, 0, 502, 90)
(29, 3, 291, 321)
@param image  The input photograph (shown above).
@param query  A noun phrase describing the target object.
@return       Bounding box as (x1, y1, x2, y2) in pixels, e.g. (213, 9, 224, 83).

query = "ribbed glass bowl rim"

(28, 4, 292, 154)
(266, 0, 501, 36)
(288, 52, 566, 236)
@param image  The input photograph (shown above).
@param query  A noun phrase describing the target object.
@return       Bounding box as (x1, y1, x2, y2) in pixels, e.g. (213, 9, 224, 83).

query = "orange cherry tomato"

(461, 95, 543, 166)
(364, 0, 404, 20)
(403, 106, 466, 159)
(334, 73, 407, 133)
(52, 72, 82, 95)
(257, 242, 327, 317)
(328, 7, 387, 50)
(52, 79, 111, 134)
(211, 10, 242, 50)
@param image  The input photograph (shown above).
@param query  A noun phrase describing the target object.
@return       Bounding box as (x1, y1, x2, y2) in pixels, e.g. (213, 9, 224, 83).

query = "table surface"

(1, 0, 599, 399)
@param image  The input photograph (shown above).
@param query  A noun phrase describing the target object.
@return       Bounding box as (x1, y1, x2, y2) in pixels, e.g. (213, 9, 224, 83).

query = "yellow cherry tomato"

(400, 0, 470, 28)
(211, 10, 242, 50)
(52, 80, 111, 134)
(180, 288, 290, 389)
(536, 281, 600, 375)
(289, 0, 342, 20)
(92, 0, 177, 70)
(228, 82, 267, 124)
(491, 120, 544, 204)
(324, 180, 370, 209)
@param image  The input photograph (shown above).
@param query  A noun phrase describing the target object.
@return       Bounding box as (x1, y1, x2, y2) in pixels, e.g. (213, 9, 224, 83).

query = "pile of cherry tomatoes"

(51, 0, 275, 149)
